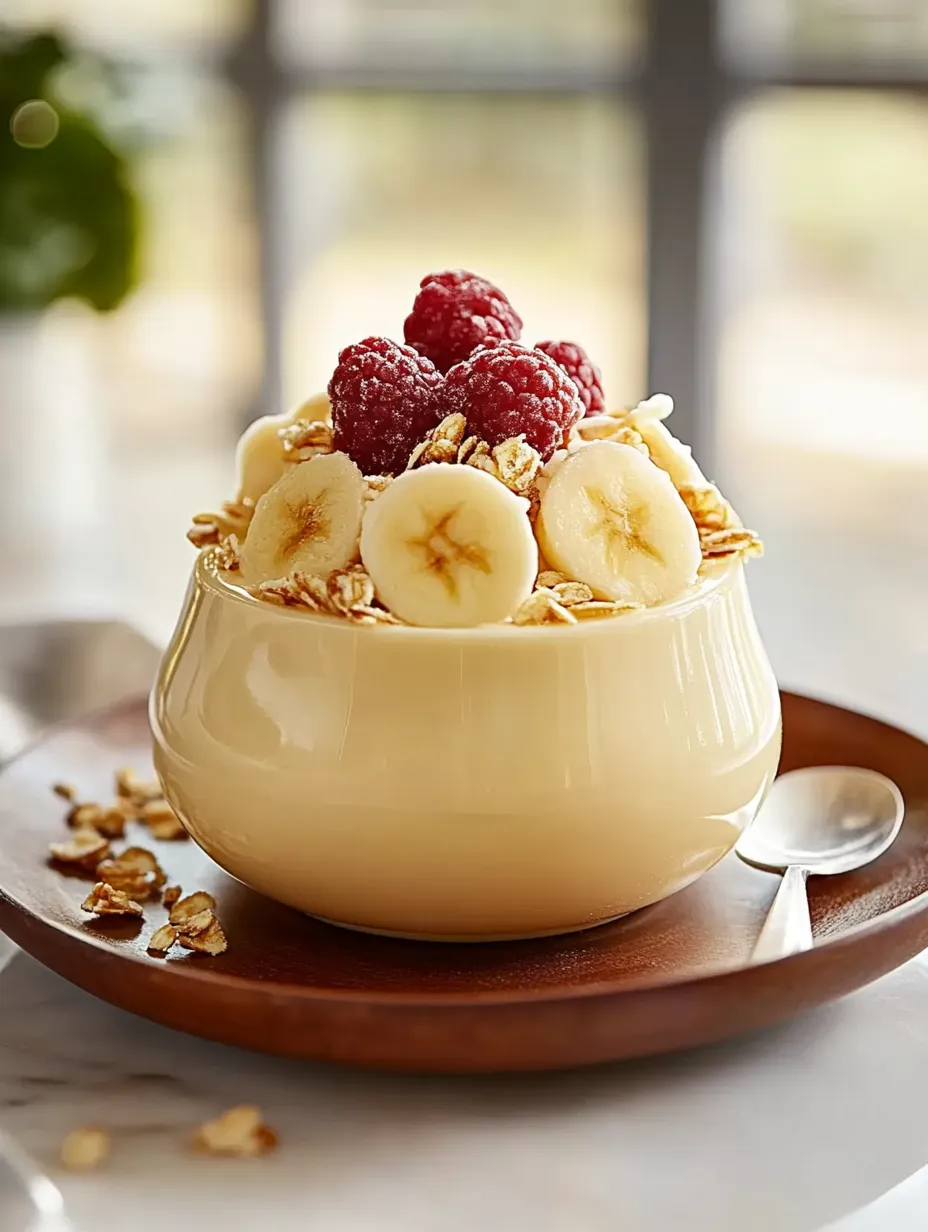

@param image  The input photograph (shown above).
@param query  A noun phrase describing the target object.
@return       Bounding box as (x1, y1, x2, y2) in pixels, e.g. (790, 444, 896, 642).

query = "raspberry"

(535, 340, 605, 416)
(403, 270, 523, 374)
(442, 342, 583, 461)
(328, 336, 443, 476)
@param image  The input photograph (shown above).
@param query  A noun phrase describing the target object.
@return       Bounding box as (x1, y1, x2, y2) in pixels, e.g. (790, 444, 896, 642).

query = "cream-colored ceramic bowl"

(151, 554, 781, 940)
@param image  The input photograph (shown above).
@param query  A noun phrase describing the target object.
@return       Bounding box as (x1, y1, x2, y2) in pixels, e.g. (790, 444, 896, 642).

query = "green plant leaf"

(0, 29, 138, 312)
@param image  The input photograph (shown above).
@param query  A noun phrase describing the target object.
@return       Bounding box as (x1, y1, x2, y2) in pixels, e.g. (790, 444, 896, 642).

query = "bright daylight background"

(1, 0, 926, 733)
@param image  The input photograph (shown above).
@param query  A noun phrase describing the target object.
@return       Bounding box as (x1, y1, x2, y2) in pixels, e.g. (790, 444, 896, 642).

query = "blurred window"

(717, 91, 928, 483)
(279, 93, 643, 405)
(275, 0, 642, 78)
(722, 0, 928, 75)
(710, 55, 928, 723)
(2, 0, 249, 56)
(268, 2, 646, 415)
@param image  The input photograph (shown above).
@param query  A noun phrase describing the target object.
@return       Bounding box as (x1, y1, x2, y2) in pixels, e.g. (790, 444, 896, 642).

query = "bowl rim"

(194, 550, 745, 643)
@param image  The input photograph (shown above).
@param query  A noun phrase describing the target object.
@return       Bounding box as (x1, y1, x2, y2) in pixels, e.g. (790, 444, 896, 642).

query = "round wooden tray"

(1, 693, 927, 1073)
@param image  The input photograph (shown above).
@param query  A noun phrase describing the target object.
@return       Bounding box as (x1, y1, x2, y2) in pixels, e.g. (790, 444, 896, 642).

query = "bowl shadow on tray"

(216, 863, 762, 994)
(218, 812, 928, 997)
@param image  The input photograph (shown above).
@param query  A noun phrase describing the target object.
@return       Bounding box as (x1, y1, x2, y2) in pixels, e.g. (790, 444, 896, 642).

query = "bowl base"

(311, 910, 629, 944)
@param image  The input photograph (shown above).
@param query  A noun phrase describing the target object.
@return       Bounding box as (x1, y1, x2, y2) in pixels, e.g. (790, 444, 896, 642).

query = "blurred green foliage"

(0, 29, 138, 312)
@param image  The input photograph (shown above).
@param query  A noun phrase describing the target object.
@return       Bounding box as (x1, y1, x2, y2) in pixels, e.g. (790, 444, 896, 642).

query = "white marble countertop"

(3, 932, 928, 1232)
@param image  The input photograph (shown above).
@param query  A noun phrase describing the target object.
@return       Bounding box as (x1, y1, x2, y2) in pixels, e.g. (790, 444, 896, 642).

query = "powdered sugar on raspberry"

(535, 340, 605, 416)
(404, 270, 523, 374)
(441, 342, 584, 461)
(329, 336, 443, 476)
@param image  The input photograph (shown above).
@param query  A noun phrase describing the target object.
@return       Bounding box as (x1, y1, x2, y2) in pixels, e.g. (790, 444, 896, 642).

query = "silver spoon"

(736, 766, 904, 964)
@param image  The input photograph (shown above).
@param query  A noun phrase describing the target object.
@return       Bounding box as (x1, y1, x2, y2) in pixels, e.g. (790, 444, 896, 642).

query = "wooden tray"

(1, 693, 927, 1073)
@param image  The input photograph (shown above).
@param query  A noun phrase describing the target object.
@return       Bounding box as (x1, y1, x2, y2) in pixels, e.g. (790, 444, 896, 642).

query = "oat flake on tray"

(46, 772, 229, 959)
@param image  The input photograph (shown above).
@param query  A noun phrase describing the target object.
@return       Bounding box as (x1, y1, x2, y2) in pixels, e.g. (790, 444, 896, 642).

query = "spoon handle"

(751, 865, 813, 963)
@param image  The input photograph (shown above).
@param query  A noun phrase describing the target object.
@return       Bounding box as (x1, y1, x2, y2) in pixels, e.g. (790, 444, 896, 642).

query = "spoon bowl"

(738, 766, 905, 874)
(737, 766, 905, 963)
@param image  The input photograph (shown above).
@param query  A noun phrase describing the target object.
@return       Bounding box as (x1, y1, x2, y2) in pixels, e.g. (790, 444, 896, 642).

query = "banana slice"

(360, 464, 537, 627)
(635, 418, 709, 489)
(626, 393, 674, 423)
(235, 393, 331, 504)
(535, 440, 701, 606)
(239, 451, 363, 585)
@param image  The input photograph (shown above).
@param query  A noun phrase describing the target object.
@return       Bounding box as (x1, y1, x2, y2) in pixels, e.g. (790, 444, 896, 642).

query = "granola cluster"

(54, 767, 187, 843)
(148, 890, 228, 957)
(187, 498, 254, 551)
(250, 565, 402, 624)
(407, 411, 542, 511)
(193, 1105, 278, 1157)
(678, 484, 764, 561)
(48, 768, 227, 958)
(278, 417, 334, 460)
(60, 1127, 111, 1172)
(574, 416, 648, 453)
(60, 1105, 278, 1172)
(513, 571, 642, 627)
